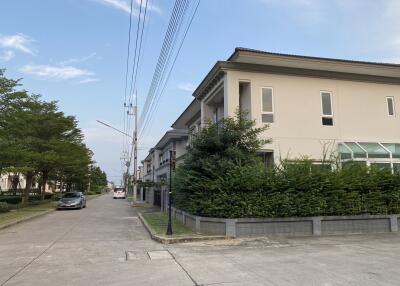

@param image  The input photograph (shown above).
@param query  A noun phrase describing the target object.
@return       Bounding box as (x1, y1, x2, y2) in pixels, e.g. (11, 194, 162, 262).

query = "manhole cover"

(147, 250, 173, 260)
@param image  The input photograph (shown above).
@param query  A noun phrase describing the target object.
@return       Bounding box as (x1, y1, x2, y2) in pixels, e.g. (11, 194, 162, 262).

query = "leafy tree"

(0, 70, 95, 202)
(89, 166, 108, 194)
(173, 110, 269, 216)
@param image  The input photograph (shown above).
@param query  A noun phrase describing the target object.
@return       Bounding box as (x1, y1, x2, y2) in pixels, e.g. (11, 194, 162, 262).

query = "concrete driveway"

(1, 194, 400, 286)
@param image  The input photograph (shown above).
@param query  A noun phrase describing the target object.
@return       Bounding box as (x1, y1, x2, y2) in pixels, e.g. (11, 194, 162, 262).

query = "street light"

(166, 150, 176, 236)
(96, 120, 133, 139)
(97, 119, 133, 196)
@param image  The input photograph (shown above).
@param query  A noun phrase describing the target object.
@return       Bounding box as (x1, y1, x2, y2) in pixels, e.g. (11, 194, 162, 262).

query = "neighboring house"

(141, 129, 188, 210)
(140, 47, 400, 207)
(0, 172, 54, 193)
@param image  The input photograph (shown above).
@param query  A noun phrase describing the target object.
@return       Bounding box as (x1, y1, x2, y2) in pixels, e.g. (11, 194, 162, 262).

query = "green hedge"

(0, 193, 54, 204)
(174, 161, 400, 218)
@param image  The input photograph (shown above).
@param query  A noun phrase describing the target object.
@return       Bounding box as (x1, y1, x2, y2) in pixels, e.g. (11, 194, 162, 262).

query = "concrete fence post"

(182, 211, 186, 225)
(195, 216, 201, 233)
(225, 219, 237, 237)
(390, 215, 398, 232)
(312, 217, 322, 236)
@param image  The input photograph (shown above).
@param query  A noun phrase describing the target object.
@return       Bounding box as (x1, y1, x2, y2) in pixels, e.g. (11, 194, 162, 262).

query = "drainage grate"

(147, 250, 173, 260)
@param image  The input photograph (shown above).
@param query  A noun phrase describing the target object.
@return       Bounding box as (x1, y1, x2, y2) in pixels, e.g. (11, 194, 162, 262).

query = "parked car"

(113, 188, 126, 199)
(57, 192, 86, 210)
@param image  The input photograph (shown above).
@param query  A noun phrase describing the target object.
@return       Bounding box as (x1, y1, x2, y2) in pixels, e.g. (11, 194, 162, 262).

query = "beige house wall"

(225, 70, 400, 160)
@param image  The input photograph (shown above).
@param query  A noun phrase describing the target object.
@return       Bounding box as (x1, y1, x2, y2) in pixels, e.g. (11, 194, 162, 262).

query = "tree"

(173, 110, 269, 216)
(89, 166, 108, 194)
(0, 70, 95, 202)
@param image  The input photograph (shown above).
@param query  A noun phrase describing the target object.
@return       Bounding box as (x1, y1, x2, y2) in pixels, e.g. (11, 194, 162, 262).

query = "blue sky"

(1, 0, 399, 183)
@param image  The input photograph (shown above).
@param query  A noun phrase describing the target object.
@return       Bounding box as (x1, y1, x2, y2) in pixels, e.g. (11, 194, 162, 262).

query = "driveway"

(1, 194, 400, 286)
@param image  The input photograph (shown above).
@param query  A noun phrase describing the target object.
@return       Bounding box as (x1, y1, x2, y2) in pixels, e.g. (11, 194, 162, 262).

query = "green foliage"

(89, 166, 107, 194)
(0, 202, 9, 213)
(173, 112, 400, 218)
(0, 69, 105, 201)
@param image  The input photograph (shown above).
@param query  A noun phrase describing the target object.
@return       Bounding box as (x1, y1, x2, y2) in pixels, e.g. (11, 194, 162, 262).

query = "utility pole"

(166, 150, 176, 235)
(133, 93, 138, 204)
(87, 164, 92, 195)
(126, 93, 138, 204)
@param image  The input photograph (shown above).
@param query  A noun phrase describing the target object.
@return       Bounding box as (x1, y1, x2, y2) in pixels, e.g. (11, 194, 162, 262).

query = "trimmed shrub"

(0, 202, 9, 213)
(173, 112, 400, 218)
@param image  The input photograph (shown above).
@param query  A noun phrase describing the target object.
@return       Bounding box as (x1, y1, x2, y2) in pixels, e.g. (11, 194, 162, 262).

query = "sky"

(1, 0, 399, 184)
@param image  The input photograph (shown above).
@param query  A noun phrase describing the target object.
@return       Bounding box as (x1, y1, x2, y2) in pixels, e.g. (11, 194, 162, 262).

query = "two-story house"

(140, 47, 400, 207)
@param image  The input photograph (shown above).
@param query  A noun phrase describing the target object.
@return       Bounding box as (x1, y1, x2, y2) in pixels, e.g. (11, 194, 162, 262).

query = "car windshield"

(63, 193, 80, 198)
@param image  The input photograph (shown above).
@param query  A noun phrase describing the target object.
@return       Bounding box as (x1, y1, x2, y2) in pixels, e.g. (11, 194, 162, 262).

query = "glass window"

(321, 92, 332, 116)
(394, 163, 400, 172)
(358, 142, 390, 158)
(387, 97, 395, 116)
(321, 91, 333, 126)
(344, 142, 367, 158)
(338, 143, 352, 160)
(322, 117, 333, 126)
(382, 143, 400, 158)
(261, 88, 274, 123)
(262, 88, 273, 112)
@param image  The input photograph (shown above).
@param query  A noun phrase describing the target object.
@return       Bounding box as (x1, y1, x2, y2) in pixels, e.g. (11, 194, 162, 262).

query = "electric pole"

(133, 94, 138, 204)
(126, 93, 138, 204)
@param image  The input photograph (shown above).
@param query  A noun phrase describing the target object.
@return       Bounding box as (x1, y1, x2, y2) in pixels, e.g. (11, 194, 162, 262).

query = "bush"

(0, 202, 9, 213)
(173, 113, 400, 218)
(0, 196, 21, 204)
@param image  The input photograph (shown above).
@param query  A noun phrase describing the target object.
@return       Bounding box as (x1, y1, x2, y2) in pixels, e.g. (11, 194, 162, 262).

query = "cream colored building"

(141, 47, 400, 207)
(193, 48, 400, 170)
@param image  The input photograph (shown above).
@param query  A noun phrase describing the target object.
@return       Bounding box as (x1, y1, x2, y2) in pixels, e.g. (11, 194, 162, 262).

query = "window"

(387, 97, 395, 116)
(321, 91, 333, 126)
(261, 87, 274, 123)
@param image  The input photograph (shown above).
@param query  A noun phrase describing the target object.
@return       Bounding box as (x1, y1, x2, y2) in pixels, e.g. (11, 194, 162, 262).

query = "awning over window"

(339, 142, 398, 160)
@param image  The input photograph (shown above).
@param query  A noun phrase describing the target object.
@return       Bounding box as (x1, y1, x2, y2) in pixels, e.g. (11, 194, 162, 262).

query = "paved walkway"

(1, 194, 400, 285)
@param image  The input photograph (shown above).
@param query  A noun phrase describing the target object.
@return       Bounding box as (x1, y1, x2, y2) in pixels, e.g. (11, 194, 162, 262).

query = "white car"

(113, 189, 126, 199)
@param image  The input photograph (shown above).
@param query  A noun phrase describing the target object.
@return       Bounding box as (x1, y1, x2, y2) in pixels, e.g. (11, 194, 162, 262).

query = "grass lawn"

(142, 212, 198, 237)
(0, 201, 57, 227)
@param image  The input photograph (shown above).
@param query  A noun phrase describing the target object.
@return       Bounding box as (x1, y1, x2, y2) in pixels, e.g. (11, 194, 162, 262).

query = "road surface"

(1, 194, 400, 285)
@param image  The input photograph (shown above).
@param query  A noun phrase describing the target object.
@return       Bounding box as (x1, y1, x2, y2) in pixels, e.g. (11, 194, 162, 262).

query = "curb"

(0, 209, 55, 231)
(138, 213, 227, 244)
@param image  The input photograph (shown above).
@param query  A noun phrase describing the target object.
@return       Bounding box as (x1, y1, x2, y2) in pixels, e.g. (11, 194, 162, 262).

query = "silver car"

(57, 192, 86, 210)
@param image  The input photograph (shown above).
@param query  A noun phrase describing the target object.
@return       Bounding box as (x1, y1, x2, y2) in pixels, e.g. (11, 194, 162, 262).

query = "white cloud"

(20, 64, 94, 80)
(97, 0, 161, 16)
(177, 82, 196, 92)
(59, 52, 98, 65)
(0, 34, 35, 55)
(0, 50, 14, 61)
(135, 0, 161, 14)
(76, 77, 100, 84)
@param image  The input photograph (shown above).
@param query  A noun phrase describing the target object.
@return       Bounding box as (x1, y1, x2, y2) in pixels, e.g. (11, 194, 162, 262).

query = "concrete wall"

(172, 208, 400, 237)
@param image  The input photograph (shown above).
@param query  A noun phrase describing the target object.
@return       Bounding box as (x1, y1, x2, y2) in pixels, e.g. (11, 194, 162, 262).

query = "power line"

(122, 0, 134, 161)
(139, 0, 186, 129)
(138, 0, 190, 136)
(139, 0, 200, 138)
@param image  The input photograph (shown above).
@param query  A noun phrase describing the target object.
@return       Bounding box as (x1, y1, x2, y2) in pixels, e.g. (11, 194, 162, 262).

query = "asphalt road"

(1, 194, 400, 286)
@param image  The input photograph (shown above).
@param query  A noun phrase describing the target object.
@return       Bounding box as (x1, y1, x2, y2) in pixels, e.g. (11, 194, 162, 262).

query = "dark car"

(57, 192, 86, 210)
